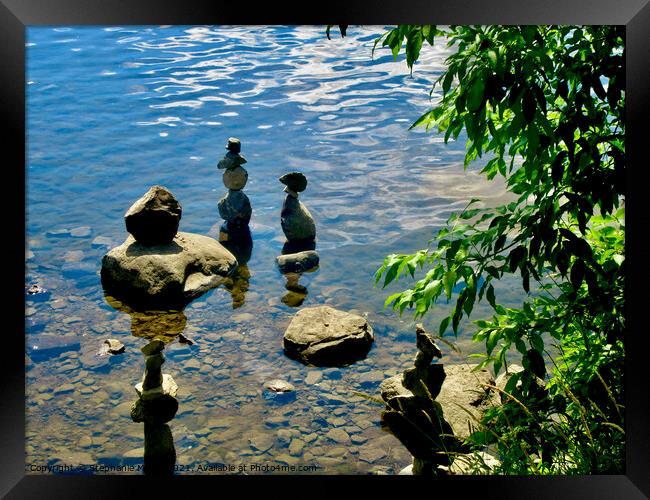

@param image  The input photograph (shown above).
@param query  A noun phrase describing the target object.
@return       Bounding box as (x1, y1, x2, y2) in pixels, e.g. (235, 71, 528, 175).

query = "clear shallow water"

(25, 25, 518, 475)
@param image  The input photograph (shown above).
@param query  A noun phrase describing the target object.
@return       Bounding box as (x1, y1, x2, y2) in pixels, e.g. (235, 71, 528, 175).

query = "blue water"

(25, 26, 516, 474)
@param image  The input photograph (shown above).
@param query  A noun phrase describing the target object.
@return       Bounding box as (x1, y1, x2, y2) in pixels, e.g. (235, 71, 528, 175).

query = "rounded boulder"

(283, 306, 373, 366)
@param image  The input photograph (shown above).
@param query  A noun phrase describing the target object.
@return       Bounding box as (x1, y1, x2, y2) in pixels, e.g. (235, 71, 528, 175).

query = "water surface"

(26, 25, 518, 474)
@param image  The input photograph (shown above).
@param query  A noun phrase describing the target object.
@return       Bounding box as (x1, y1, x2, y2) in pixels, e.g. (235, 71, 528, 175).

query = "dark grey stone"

(276, 250, 319, 274)
(279, 171, 308, 192)
(281, 195, 316, 242)
(218, 190, 252, 226)
(124, 186, 182, 246)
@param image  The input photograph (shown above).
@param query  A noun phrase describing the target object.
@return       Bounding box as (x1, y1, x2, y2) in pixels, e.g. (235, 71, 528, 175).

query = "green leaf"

(486, 284, 497, 309)
(383, 292, 402, 309)
(442, 70, 454, 93)
(523, 349, 546, 378)
(439, 316, 451, 336)
(487, 49, 498, 67)
(443, 269, 457, 299)
(486, 266, 500, 279)
(383, 262, 399, 288)
(486, 330, 500, 355)
(522, 88, 537, 123)
(570, 259, 585, 289)
(466, 76, 486, 112)
(508, 245, 527, 273)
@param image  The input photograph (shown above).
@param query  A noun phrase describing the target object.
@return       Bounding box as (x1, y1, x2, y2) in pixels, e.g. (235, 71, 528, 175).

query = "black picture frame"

(3, 0, 649, 497)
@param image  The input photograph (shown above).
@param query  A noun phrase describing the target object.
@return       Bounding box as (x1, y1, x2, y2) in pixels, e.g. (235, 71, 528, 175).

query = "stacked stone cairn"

(380, 324, 501, 475)
(379, 324, 459, 475)
(276, 172, 319, 306)
(101, 186, 237, 308)
(130, 339, 178, 475)
(217, 138, 252, 241)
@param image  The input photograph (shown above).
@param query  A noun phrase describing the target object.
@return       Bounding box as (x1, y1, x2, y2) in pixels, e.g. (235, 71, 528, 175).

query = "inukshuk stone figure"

(279, 171, 315, 243)
(379, 324, 458, 475)
(131, 340, 179, 475)
(135, 340, 178, 402)
(217, 137, 252, 241)
(276, 172, 319, 305)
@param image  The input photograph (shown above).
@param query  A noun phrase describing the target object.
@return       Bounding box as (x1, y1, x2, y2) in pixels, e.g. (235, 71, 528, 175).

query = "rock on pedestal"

(125, 186, 182, 246)
(283, 306, 373, 366)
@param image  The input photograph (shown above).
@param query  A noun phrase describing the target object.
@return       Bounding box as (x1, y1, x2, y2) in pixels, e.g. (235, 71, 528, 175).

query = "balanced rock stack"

(379, 324, 500, 475)
(276, 172, 319, 301)
(131, 340, 179, 425)
(101, 186, 237, 308)
(217, 138, 252, 240)
(130, 340, 179, 476)
(279, 172, 316, 243)
(379, 324, 456, 474)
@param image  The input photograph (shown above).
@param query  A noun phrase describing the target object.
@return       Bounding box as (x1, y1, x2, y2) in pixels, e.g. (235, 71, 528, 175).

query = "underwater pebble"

(123, 447, 144, 458)
(53, 384, 75, 395)
(63, 250, 84, 262)
(70, 226, 92, 237)
(185, 359, 201, 370)
(304, 371, 322, 385)
(91, 236, 113, 247)
(289, 439, 305, 456)
(325, 428, 350, 445)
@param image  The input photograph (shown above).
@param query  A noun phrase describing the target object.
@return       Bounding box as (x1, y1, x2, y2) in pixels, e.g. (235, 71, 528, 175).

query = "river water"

(25, 25, 518, 475)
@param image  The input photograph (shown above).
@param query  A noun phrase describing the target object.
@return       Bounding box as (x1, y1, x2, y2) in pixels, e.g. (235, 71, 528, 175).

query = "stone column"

(130, 339, 179, 476)
(217, 137, 252, 241)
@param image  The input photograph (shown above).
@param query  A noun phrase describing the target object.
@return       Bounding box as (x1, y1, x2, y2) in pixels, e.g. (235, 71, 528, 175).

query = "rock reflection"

(104, 294, 187, 343)
(276, 239, 319, 308)
(130, 340, 179, 476)
(220, 225, 253, 309)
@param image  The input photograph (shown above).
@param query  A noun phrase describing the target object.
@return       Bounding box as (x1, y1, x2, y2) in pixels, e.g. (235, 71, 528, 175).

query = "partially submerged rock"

(124, 186, 182, 246)
(101, 231, 237, 309)
(100, 338, 125, 355)
(263, 379, 295, 393)
(283, 306, 374, 366)
(276, 250, 319, 274)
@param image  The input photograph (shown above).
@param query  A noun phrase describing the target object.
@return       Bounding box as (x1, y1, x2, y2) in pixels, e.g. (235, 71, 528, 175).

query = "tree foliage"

(371, 25, 625, 474)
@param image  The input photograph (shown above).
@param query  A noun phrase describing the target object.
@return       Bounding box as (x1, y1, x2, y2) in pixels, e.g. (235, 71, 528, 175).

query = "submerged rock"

(124, 186, 182, 246)
(263, 379, 295, 393)
(276, 250, 319, 274)
(26, 284, 47, 295)
(283, 306, 374, 366)
(101, 231, 237, 309)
